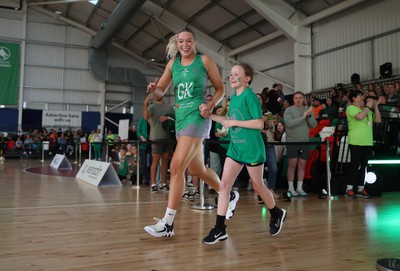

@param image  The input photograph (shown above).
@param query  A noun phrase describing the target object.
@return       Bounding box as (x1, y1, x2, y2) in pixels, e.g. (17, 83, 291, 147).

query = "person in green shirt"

(116, 146, 129, 182)
(201, 63, 287, 245)
(345, 90, 381, 199)
(144, 28, 239, 239)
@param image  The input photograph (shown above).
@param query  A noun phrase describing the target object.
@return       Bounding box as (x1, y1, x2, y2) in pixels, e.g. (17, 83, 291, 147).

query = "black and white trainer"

(226, 190, 240, 220)
(269, 208, 287, 236)
(202, 226, 228, 245)
(144, 218, 174, 237)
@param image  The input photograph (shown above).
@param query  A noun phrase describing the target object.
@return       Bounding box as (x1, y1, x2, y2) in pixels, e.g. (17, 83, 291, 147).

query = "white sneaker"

(296, 189, 308, 196)
(289, 190, 299, 197)
(144, 218, 174, 237)
(226, 190, 240, 220)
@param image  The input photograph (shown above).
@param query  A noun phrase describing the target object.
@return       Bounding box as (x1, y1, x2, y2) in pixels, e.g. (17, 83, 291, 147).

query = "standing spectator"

(345, 90, 381, 199)
(283, 91, 317, 196)
(386, 83, 399, 105)
(128, 124, 139, 141)
(274, 121, 286, 164)
(258, 93, 279, 199)
(265, 83, 281, 115)
(201, 63, 286, 244)
(106, 130, 116, 160)
(137, 117, 150, 186)
(143, 94, 175, 192)
(144, 28, 237, 238)
(93, 128, 103, 161)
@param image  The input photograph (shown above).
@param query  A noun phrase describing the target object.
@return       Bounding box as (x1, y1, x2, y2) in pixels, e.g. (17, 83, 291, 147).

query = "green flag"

(0, 42, 20, 105)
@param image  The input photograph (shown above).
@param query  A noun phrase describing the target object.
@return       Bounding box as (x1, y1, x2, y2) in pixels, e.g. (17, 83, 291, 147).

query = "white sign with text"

(42, 110, 82, 127)
(50, 154, 72, 170)
(76, 160, 121, 187)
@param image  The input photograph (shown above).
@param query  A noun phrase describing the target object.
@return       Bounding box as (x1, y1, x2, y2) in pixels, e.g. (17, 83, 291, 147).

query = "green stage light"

(368, 160, 400, 165)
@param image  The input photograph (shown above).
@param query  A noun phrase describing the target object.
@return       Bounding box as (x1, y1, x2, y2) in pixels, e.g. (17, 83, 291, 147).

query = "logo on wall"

(0, 46, 11, 68)
(0, 46, 11, 61)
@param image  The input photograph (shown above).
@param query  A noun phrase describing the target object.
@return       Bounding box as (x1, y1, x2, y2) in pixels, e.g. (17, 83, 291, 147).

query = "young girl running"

(201, 63, 287, 244)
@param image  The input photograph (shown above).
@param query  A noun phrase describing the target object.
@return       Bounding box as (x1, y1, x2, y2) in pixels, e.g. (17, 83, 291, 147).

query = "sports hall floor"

(0, 158, 399, 271)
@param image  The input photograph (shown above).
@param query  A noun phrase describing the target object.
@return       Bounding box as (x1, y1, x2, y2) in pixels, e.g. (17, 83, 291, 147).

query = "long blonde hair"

(166, 28, 196, 60)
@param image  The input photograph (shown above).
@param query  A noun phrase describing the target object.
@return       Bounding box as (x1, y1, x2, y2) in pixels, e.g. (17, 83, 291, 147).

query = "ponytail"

(166, 34, 178, 60)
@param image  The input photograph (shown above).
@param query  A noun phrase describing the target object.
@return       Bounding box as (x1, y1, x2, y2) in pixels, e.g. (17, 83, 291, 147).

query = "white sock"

(347, 185, 353, 191)
(357, 186, 364, 192)
(288, 181, 295, 191)
(297, 181, 304, 191)
(164, 208, 177, 226)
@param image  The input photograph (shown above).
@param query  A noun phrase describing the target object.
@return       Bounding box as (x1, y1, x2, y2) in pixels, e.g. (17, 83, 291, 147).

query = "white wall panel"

(105, 93, 132, 102)
(313, 0, 400, 54)
(27, 21, 66, 44)
(239, 38, 294, 71)
(313, 43, 372, 90)
(65, 47, 89, 69)
(24, 66, 64, 89)
(66, 26, 92, 46)
(0, 17, 23, 39)
(24, 88, 63, 103)
(64, 90, 100, 105)
(25, 43, 65, 67)
(373, 32, 400, 77)
(64, 70, 100, 91)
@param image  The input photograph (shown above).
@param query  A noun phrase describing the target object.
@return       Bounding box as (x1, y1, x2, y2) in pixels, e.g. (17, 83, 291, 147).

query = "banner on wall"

(118, 119, 130, 140)
(0, 42, 20, 105)
(42, 110, 82, 127)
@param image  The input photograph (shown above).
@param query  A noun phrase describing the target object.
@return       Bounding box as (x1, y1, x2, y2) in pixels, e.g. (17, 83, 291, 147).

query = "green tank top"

(171, 54, 210, 138)
(227, 87, 266, 163)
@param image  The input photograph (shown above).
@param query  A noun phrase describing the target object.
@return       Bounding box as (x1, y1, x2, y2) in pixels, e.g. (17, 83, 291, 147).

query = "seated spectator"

(65, 134, 77, 156)
(129, 145, 138, 186)
(310, 98, 324, 120)
(48, 129, 58, 155)
(23, 134, 34, 154)
(319, 97, 339, 120)
(0, 133, 7, 155)
(116, 146, 130, 182)
(57, 133, 68, 154)
(14, 136, 24, 151)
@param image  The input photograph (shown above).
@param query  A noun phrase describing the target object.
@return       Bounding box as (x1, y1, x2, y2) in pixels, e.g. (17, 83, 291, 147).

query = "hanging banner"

(0, 42, 20, 105)
(42, 110, 82, 127)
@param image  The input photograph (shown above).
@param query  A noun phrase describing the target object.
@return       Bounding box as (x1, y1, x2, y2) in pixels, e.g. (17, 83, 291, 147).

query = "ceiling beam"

(227, 31, 283, 56)
(301, 0, 368, 26)
(246, 0, 297, 40)
(28, 0, 91, 6)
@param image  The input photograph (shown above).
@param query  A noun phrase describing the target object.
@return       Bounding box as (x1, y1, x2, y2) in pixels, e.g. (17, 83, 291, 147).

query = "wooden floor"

(0, 159, 399, 271)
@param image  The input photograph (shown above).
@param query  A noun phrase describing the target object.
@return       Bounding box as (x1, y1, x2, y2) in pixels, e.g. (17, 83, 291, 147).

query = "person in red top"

(310, 98, 324, 120)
